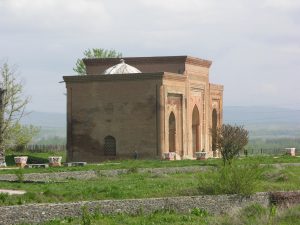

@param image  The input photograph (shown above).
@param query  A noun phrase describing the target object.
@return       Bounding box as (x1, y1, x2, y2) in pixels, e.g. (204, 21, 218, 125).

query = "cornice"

(186, 56, 212, 68)
(63, 72, 187, 84)
(209, 83, 224, 91)
(83, 55, 212, 68)
(63, 72, 164, 83)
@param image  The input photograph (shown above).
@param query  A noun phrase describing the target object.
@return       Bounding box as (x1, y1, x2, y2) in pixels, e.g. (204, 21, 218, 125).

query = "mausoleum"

(63, 56, 223, 162)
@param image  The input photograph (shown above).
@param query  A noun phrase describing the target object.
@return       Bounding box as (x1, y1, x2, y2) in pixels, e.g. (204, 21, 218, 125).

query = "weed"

(269, 204, 277, 218)
(14, 169, 25, 183)
(191, 207, 209, 217)
(81, 206, 92, 225)
(127, 167, 138, 174)
(242, 203, 267, 218)
(17, 197, 24, 205)
(0, 193, 8, 203)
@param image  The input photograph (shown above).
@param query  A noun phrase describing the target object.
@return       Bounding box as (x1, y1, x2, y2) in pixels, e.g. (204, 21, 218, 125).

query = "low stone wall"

(0, 163, 299, 182)
(270, 191, 300, 207)
(0, 166, 211, 182)
(0, 193, 269, 225)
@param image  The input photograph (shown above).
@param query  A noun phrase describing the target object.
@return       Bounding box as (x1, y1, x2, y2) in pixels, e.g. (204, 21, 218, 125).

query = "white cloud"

(258, 83, 278, 96)
(263, 0, 300, 10)
(0, 0, 110, 33)
(0, 0, 299, 112)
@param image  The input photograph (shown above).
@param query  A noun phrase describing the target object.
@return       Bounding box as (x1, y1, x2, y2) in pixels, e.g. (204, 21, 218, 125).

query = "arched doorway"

(169, 112, 176, 152)
(212, 109, 218, 151)
(104, 136, 116, 156)
(192, 105, 200, 155)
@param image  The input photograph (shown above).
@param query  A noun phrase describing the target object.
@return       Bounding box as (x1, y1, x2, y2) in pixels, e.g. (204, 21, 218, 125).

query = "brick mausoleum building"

(63, 56, 223, 162)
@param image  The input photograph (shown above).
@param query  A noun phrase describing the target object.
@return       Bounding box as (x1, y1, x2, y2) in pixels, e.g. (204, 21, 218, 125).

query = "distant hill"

(20, 107, 300, 142)
(21, 111, 65, 128)
(20, 111, 66, 142)
(223, 106, 300, 139)
(224, 106, 300, 125)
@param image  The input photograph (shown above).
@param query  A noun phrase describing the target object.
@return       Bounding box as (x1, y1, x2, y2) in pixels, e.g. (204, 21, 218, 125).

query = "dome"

(103, 59, 141, 75)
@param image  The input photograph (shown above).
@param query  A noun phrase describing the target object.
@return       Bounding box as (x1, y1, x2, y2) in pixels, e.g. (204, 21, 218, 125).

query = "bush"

(213, 124, 249, 165)
(198, 163, 263, 196)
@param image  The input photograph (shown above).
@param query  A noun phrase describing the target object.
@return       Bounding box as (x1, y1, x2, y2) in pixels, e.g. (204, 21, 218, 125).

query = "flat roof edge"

(83, 56, 212, 68)
(63, 72, 165, 82)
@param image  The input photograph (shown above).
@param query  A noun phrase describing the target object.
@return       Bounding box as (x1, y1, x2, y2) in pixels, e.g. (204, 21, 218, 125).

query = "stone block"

(26, 164, 49, 169)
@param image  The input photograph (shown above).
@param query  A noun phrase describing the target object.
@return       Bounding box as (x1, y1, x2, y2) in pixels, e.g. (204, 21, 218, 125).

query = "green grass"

(0, 172, 200, 206)
(26, 204, 300, 225)
(0, 152, 300, 206)
(0, 164, 299, 206)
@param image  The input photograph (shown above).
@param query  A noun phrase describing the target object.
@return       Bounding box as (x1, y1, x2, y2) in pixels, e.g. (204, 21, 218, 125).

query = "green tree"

(73, 48, 122, 75)
(0, 62, 38, 162)
(11, 124, 40, 152)
(214, 124, 249, 165)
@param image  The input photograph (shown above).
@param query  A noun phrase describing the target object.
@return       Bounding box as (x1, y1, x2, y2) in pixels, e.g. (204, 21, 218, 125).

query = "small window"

(104, 136, 116, 156)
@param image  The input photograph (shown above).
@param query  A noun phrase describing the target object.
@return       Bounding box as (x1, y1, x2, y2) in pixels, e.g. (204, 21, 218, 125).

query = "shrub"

(213, 124, 249, 165)
(198, 163, 263, 196)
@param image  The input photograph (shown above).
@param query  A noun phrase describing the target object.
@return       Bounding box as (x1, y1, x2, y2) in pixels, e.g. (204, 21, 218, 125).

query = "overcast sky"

(0, 0, 299, 113)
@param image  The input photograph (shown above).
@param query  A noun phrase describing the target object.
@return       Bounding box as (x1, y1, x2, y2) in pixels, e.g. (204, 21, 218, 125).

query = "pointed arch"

(192, 105, 200, 154)
(169, 112, 176, 152)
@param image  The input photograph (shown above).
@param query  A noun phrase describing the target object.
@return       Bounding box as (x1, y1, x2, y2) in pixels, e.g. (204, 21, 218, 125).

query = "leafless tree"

(0, 62, 31, 164)
(213, 124, 249, 165)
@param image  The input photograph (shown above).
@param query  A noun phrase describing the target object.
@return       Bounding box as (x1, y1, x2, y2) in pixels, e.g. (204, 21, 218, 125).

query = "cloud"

(0, 0, 110, 33)
(258, 83, 278, 96)
(0, 0, 299, 112)
(263, 0, 300, 10)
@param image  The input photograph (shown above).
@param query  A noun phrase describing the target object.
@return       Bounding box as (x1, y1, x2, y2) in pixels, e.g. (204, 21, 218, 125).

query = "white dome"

(103, 59, 141, 75)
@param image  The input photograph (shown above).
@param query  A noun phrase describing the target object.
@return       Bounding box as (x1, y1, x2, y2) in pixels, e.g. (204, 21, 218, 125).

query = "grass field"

(0, 160, 299, 206)
(1, 152, 300, 224)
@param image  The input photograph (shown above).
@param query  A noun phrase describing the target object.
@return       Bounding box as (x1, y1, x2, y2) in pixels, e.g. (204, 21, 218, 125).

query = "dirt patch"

(0, 189, 26, 195)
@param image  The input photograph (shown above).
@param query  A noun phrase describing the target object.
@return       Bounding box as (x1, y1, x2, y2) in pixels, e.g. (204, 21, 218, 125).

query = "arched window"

(212, 109, 218, 151)
(104, 136, 116, 156)
(192, 105, 200, 154)
(169, 112, 176, 152)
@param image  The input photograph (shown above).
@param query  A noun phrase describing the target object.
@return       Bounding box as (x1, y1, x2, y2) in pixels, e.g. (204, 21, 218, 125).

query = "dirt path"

(0, 189, 26, 195)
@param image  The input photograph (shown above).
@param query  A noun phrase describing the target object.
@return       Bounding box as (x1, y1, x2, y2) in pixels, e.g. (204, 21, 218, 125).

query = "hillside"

(224, 106, 300, 138)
